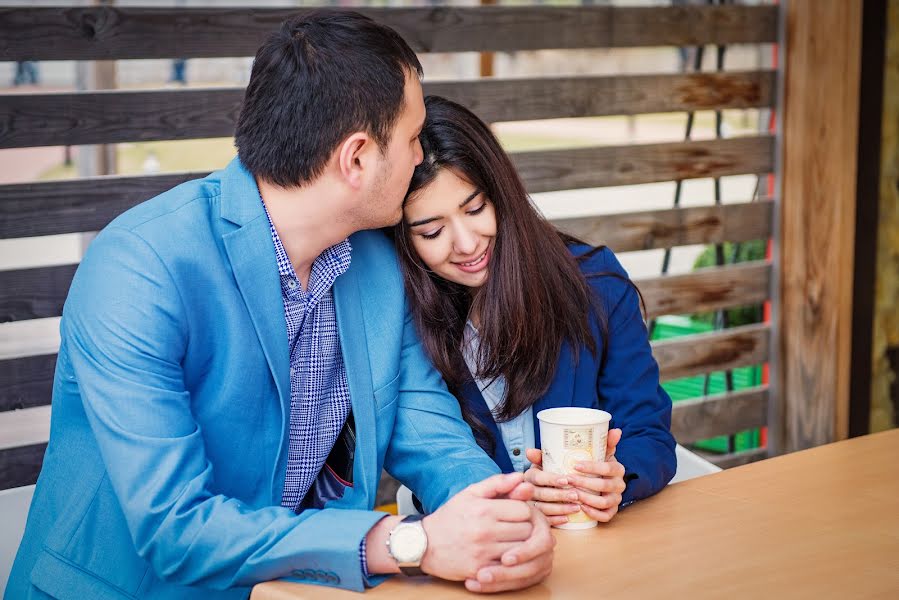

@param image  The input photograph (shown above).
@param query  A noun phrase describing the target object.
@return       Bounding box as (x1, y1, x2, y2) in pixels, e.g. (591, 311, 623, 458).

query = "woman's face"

(403, 168, 497, 289)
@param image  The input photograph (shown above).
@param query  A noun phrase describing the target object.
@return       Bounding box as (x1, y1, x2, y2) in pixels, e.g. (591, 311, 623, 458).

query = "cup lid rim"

(536, 407, 611, 425)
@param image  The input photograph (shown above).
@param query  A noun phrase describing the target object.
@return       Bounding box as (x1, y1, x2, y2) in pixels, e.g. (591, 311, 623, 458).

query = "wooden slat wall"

(0, 4, 779, 487)
(0, 136, 774, 239)
(671, 387, 769, 445)
(0, 71, 775, 149)
(0, 261, 770, 325)
(555, 200, 773, 253)
(653, 324, 771, 382)
(0, 5, 777, 60)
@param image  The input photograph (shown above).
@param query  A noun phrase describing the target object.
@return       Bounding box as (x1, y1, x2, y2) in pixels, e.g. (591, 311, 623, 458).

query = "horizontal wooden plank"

(0, 172, 202, 239)
(653, 323, 770, 381)
(636, 261, 770, 319)
(431, 71, 776, 123)
(0, 87, 244, 150)
(0, 443, 46, 489)
(513, 136, 775, 194)
(0, 264, 77, 323)
(0, 70, 776, 149)
(0, 260, 769, 324)
(705, 447, 768, 469)
(0, 406, 51, 451)
(0, 5, 778, 61)
(0, 137, 773, 240)
(0, 354, 56, 413)
(671, 387, 769, 445)
(553, 200, 773, 253)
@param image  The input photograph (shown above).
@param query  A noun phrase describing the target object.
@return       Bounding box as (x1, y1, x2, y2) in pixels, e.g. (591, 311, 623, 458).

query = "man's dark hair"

(235, 10, 423, 188)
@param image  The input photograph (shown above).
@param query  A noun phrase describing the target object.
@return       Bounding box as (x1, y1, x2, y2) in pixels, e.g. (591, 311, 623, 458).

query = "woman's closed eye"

(467, 202, 487, 215)
(420, 227, 443, 240)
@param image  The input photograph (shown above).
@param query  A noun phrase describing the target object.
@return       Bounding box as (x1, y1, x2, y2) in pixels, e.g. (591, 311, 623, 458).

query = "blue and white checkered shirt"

(262, 202, 374, 579)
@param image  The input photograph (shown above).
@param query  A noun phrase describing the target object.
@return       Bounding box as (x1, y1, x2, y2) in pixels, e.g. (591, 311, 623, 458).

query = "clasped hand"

(421, 472, 555, 593)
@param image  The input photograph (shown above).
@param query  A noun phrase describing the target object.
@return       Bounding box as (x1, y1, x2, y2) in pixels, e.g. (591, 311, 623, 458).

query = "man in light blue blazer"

(6, 11, 553, 600)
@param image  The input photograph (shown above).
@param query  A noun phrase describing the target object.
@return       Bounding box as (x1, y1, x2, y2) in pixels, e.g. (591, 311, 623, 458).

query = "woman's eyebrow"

(459, 190, 481, 208)
(408, 215, 439, 227)
(408, 190, 481, 227)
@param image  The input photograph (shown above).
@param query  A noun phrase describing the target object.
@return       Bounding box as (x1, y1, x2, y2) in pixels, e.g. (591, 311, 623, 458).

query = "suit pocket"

(30, 547, 139, 600)
(373, 372, 400, 414)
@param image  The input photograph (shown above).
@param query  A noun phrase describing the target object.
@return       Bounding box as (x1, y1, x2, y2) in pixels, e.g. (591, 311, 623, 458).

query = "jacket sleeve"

(64, 226, 383, 592)
(587, 248, 677, 505)
(382, 300, 501, 514)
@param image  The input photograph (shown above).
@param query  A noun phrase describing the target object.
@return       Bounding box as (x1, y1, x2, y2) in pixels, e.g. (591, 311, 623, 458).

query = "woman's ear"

(337, 132, 372, 189)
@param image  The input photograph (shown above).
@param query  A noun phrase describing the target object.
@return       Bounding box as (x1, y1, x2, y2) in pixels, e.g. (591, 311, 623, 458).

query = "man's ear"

(337, 132, 372, 189)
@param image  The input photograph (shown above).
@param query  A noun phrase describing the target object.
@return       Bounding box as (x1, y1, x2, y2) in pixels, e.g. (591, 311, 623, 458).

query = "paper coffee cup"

(536, 407, 612, 530)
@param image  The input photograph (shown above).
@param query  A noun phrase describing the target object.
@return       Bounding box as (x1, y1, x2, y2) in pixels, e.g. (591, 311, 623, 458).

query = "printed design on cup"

(562, 427, 595, 472)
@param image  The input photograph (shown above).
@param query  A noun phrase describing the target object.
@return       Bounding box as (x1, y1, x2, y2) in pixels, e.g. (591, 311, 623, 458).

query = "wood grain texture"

(0, 5, 777, 61)
(671, 387, 769, 444)
(0, 71, 775, 149)
(653, 323, 770, 382)
(554, 200, 772, 253)
(0, 259, 769, 325)
(636, 261, 770, 319)
(253, 431, 899, 600)
(0, 265, 77, 323)
(0, 172, 203, 239)
(512, 135, 774, 193)
(0, 443, 46, 489)
(0, 354, 56, 412)
(0, 87, 244, 149)
(781, 0, 862, 450)
(0, 138, 773, 240)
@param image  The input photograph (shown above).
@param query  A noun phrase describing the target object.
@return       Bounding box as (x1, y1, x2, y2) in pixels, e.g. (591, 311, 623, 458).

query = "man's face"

(365, 74, 426, 229)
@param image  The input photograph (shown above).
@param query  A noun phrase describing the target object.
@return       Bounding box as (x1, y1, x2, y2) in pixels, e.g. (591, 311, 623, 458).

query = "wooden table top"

(252, 429, 899, 600)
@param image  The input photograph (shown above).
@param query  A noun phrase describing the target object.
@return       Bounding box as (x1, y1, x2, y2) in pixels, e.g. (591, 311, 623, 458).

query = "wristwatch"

(386, 515, 428, 576)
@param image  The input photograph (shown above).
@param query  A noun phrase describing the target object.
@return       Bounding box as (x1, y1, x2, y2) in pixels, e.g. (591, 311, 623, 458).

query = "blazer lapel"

(332, 259, 377, 507)
(218, 158, 292, 499)
(462, 381, 514, 473)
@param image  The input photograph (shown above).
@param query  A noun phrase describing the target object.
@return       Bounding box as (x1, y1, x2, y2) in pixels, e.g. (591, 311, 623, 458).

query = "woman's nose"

(452, 224, 479, 255)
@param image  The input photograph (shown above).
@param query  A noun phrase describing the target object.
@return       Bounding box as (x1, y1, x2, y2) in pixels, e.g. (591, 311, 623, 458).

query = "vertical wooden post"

(480, 0, 496, 77)
(780, 1, 863, 451)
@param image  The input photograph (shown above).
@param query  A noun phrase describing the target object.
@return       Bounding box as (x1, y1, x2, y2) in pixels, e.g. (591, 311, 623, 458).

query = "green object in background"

(651, 315, 762, 453)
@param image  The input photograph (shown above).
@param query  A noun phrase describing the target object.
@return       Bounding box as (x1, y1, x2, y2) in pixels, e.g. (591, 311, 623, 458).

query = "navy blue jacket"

(463, 245, 676, 506)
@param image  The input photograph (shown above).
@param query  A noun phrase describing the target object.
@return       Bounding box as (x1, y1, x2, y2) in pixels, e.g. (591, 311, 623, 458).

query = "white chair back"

(670, 443, 722, 484)
(0, 484, 35, 595)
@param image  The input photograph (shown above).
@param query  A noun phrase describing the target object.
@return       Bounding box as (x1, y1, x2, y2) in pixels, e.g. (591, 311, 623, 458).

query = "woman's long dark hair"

(393, 96, 613, 449)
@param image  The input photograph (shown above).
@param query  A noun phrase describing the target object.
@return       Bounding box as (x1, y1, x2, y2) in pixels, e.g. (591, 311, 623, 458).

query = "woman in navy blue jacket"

(392, 96, 676, 526)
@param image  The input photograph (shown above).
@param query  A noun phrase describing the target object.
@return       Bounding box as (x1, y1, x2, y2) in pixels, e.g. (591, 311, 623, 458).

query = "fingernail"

(557, 478, 568, 486)
(567, 492, 579, 501)
(504, 554, 518, 566)
(468, 580, 482, 592)
(479, 571, 495, 583)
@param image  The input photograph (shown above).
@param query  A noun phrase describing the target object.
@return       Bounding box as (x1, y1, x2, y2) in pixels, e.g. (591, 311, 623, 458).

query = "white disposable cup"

(536, 407, 612, 530)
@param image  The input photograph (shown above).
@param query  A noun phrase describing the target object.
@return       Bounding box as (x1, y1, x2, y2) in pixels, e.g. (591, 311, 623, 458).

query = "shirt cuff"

(360, 537, 371, 584)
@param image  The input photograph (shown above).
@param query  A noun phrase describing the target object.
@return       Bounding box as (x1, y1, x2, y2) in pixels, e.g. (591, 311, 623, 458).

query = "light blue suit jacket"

(6, 158, 499, 600)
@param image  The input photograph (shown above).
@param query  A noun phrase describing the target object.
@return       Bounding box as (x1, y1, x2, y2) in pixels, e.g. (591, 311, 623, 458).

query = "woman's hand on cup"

(522, 452, 581, 526)
(523, 428, 626, 525)
(567, 428, 625, 523)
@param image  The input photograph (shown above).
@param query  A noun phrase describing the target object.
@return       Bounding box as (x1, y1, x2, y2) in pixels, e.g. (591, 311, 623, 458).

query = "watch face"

(390, 523, 427, 563)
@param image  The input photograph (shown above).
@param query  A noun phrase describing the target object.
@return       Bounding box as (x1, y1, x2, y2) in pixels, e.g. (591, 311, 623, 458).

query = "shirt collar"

(260, 197, 352, 301)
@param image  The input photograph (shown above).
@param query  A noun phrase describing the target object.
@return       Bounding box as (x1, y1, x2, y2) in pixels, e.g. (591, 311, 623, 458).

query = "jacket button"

(512, 447, 521, 456)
